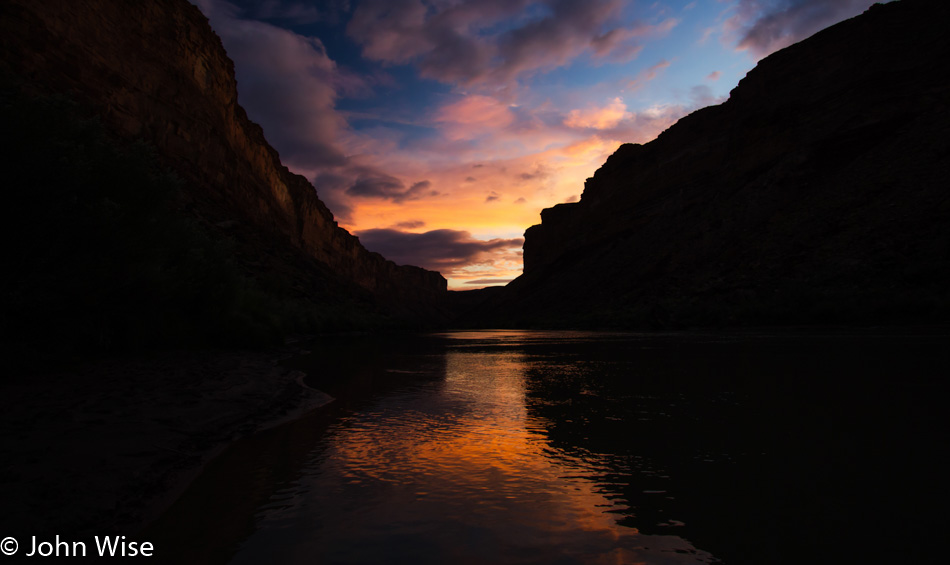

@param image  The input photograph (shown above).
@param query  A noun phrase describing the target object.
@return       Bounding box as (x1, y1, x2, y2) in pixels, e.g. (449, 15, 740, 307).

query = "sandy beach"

(0, 342, 333, 539)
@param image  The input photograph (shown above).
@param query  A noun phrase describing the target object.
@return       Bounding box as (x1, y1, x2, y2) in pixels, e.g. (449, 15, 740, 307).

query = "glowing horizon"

(194, 0, 883, 289)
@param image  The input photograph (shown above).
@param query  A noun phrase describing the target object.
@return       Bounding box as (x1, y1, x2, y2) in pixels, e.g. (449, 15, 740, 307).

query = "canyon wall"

(0, 0, 445, 321)
(482, 0, 950, 328)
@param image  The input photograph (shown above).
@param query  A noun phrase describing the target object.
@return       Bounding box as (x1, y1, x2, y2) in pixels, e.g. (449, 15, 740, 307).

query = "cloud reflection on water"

(230, 332, 714, 564)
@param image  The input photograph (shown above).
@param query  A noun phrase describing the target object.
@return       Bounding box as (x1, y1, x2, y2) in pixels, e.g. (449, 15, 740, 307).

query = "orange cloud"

(335, 129, 629, 289)
(322, 86, 696, 289)
(564, 97, 632, 130)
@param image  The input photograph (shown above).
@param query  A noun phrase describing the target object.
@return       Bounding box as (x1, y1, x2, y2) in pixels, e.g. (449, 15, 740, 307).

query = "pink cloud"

(436, 95, 516, 140)
(598, 103, 688, 144)
(346, 0, 434, 62)
(707, 70, 721, 81)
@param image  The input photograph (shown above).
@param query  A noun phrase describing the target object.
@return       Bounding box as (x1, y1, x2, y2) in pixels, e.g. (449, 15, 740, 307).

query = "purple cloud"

(355, 228, 523, 272)
(726, 0, 879, 58)
(195, 0, 428, 221)
(346, 173, 438, 203)
(195, 0, 352, 169)
(688, 84, 723, 108)
(347, 0, 676, 86)
(310, 170, 356, 218)
(392, 220, 426, 230)
(464, 278, 515, 286)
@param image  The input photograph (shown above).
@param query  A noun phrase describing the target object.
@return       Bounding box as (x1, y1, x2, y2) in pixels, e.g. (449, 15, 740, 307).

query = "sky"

(192, 0, 881, 289)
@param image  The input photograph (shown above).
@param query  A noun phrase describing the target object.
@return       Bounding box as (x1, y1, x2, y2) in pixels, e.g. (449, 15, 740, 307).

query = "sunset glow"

(194, 0, 881, 288)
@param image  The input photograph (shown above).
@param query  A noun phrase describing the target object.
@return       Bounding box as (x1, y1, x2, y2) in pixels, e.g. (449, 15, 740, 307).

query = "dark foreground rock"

(0, 346, 332, 538)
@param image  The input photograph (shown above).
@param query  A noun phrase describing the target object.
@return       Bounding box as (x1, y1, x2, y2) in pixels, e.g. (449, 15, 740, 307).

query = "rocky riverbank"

(0, 343, 333, 539)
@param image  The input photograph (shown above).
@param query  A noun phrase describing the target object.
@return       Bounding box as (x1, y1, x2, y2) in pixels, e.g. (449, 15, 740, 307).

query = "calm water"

(150, 330, 949, 564)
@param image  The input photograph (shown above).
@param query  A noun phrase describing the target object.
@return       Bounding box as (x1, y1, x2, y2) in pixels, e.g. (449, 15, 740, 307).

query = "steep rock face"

(493, 0, 950, 327)
(0, 0, 445, 318)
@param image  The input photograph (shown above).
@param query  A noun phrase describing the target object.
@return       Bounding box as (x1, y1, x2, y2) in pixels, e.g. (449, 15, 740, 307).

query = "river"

(148, 329, 948, 564)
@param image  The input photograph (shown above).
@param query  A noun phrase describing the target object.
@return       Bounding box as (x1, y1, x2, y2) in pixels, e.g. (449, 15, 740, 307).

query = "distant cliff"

(0, 0, 446, 327)
(477, 0, 950, 328)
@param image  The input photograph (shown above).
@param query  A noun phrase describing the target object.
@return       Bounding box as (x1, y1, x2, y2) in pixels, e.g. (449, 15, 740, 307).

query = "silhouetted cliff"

(475, 0, 950, 328)
(0, 0, 446, 340)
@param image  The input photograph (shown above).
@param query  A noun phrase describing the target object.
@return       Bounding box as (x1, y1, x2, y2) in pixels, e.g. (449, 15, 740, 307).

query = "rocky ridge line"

(0, 0, 446, 318)
(486, 0, 950, 327)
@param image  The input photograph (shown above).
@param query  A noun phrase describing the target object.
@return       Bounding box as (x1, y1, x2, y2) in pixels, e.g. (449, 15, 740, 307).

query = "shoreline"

(0, 342, 333, 539)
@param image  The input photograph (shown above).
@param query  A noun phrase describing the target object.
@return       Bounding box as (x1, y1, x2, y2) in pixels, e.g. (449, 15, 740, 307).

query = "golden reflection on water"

(229, 336, 713, 565)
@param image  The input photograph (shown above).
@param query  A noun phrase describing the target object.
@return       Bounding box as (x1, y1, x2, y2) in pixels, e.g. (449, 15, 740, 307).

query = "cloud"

(590, 17, 678, 62)
(355, 228, 523, 274)
(590, 29, 644, 62)
(724, 0, 879, 58)
(392, 220, 426, 230)
(346, 173, 438, 203)
(464, 278, 514, 286)
(576, 102, 686, 146)
(194, 0, 452, 223)
(518, 163, 549, 181)
(565, 97, 632, 130)
(689, 85, 724, 108)
(195, 0, 411, 222)
(346, 171, 402, 198)
(407, 180, 438, 199)
(194, 0, 352, 170)
(706, 70, 721, 81)
(309, 170, 356, 219)
(623, 59, 671, 91)
(347, 0, 677, 86)
(195, 0, 720, 283)
(338, 75, 719, 232)
(436, 95, 516, 140)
